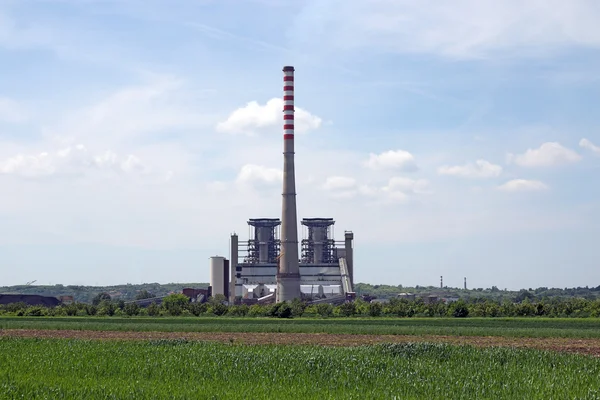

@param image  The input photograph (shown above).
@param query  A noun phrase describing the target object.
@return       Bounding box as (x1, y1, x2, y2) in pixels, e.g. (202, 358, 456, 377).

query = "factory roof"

(301, 218, 335, 227)
(248, 218, 281, 227)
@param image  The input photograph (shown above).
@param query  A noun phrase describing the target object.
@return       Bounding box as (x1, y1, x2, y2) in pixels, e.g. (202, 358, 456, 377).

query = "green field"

(3, 316, 600, 338)
(1, 338, 599, 399)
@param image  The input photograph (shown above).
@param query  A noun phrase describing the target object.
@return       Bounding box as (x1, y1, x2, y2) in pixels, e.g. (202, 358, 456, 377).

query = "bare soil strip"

(2, 329, 600, 356)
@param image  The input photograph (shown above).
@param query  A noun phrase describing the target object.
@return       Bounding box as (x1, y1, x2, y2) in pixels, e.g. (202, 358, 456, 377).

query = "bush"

(147, 302, 160, 316)
(275, 303, 292, 318)
(85, 305, 97, 316)
(451, 300, 469, 318)
(137, 307, 149, 316)
(248, 304, 269, 317)
(5, 302, 27, 314)
(338, 302, 357, 317)
(291, 299, 307, 317)
(24, 306, 46, 317)
(368, 302, 383, 317)
(189, 302, 209, 316)
(97, 301, 116, 317)
(316, 303, 333, 318)
(124, 303, 140, 316)
(210, 303, 228, 316)
(92, 292, 111, 306)
(162, 294, 190, 316)
(228, 305, 249, 317)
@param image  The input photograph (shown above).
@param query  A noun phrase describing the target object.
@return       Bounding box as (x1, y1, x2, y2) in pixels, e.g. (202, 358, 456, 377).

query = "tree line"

(2, 294, 600, 318)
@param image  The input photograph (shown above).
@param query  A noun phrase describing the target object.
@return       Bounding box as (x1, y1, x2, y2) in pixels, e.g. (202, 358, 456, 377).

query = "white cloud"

(384, 177, 432, 195)
(323, 176, 356, 190)
(216, 98, 323, 135)
(0, 152, 55, 177)
(291, 0, 600, 59)
(363, 149, 417, 171)
(0, 145, 150, 178)
(236, 164, 283, 187)
(0, 97, 27, 123)
(497, 179, 548, 192)
(438, 159, 502, 178)
(347, 177, 432, 204)
(506, 142, 582, 167)
(44, 76, 211, 148)
(322, 176, 359, 199)
(580, 138, 600, 155)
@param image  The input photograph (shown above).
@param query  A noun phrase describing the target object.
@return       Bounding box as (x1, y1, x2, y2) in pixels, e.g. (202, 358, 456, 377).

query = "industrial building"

(209, 219, 354, 305)
(208, 65, 356, 305)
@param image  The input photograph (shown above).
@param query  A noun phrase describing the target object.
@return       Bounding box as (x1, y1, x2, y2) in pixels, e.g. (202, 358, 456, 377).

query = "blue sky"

(1, 0, 599, 289)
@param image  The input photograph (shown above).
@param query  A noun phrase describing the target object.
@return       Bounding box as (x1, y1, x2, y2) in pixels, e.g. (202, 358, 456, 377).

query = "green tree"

(450, 300, 469, 318)
(209, 294, 227, 305)
(123, 302, 140, 316)
(189, 302, 209, 316)
(338, 302, 357, 317)
(97, 300, 116, 316)
(135, 290, 154, 300)
(92, 292, 111, 306)
(291, 298, 307, 317)
(210, 303, 228, 316)
(316, 303, 333, 317)
(271, 302, 292, 318)
(162, 294, 190, 316)
(368, 302, 383, 317)
(147, 302, 160, 316)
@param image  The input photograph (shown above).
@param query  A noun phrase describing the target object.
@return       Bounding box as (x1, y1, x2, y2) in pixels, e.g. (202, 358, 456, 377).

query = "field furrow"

(3, 328, 600, 356)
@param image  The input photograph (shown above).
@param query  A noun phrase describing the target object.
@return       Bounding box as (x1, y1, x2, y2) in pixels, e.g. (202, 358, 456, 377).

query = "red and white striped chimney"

(277, 66, 301, 302)
(283, 66, 295, 140)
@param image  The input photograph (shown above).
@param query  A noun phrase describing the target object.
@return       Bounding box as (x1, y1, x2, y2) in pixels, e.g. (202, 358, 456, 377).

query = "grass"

(1, 338, 599, 399)
(3, 316, 600, 338)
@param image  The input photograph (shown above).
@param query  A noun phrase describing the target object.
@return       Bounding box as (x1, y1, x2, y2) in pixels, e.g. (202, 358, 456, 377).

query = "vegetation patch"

(1, 338, 599, 399)
(3, 316, 600, 339)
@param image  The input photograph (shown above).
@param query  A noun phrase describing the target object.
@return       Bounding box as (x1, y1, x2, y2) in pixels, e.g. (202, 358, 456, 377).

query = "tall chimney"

(276, 66, 301, 302)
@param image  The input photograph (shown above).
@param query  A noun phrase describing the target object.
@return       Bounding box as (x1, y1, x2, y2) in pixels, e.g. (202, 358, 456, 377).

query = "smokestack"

(440, 275, 443, 289)
(276, 65, 301, 302)
(464, 277, 467, 290)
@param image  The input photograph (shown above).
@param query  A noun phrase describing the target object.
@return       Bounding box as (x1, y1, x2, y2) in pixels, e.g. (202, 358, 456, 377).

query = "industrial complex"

(209, 66, 355, 305)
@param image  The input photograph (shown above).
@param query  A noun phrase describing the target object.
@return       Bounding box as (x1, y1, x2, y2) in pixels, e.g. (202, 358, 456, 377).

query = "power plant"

(209, 66, 355, 305)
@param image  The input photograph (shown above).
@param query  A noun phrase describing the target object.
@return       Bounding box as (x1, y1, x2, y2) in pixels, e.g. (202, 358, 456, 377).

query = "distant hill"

(0, 283, 209, 304)
(353, 283, 600, 302)
(2, 282, 599, 304)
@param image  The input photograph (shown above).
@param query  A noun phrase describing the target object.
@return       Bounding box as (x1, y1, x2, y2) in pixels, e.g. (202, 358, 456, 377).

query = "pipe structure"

(230, 233, 239, 303)
(344, 231, 354, 287)
(276, 65, 301, 302)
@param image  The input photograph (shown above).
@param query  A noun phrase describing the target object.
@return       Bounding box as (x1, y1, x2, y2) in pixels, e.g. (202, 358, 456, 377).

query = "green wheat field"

(1, 338, 599, 399)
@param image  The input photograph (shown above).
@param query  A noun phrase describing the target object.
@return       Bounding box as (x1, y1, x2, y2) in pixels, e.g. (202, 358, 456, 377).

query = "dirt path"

(2, 329, 600, 356)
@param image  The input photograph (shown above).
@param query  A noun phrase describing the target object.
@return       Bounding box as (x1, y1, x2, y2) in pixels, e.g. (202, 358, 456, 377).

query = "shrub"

(368, 302, 383, 317)
(24, 306, 46, 317)
(210, 303, 228, 316)
(228, 305, 250, 317)
(451, 300, 469, 318)
(248, 304, 269, 317)
(291, 298, 307, 317)
(338, 302, 357, 317)
(147, 302, 160, 317)
(275, 303, 292, 319)
(124, 303, 140, 316)
(316, 303, 333, 318)
(188, 302, 209, 316)
(162, 294, 190, 316)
